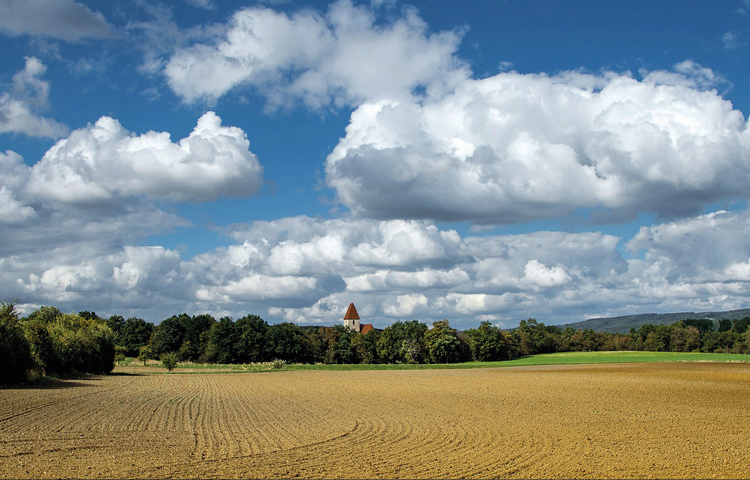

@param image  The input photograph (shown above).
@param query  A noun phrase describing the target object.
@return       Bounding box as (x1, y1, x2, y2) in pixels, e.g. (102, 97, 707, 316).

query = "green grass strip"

(143, 351, 749, 373)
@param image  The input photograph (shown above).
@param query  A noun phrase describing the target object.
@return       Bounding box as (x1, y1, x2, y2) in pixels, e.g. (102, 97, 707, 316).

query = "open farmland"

(2, 362, 750, 479)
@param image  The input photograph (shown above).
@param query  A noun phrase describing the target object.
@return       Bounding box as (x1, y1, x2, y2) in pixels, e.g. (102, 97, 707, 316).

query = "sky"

(3, 0, 750, 329)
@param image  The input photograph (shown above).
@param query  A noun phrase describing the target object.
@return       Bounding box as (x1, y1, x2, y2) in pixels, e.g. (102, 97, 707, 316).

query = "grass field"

(117, 351, 750, 374)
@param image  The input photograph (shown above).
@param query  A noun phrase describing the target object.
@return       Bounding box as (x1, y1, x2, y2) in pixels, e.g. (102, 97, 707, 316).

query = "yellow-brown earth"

(1, 362, 749, 478)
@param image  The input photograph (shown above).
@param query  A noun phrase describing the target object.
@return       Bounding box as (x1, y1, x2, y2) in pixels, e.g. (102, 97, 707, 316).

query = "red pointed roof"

(344, 303, 360, 320)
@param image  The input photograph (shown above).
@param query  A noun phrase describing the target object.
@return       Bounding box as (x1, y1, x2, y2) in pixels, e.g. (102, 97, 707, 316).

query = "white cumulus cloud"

(25, 111, 263, 204)
(163, 0, 466, 107)
(326, 65, 750, 224)
(0, 57, 68, 138)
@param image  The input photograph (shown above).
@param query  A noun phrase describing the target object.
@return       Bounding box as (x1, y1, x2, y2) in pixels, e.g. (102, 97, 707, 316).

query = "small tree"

(161, 352, 178, 372)
(114, 345, 127, 365)
(137, 345, 152, 366)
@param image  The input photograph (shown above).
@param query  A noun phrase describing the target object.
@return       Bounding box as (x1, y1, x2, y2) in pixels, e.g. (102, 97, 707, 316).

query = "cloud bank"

(326, 66, 750, 224)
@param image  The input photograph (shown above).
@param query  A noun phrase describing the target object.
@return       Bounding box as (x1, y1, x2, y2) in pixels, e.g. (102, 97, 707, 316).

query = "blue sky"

(3, 0, 750, 329)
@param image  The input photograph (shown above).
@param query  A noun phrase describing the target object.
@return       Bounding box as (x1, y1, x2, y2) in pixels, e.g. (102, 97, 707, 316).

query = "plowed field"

(2, 362, 749, 479)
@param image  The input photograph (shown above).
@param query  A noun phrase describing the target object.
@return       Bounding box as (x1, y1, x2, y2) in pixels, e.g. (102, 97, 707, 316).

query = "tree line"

(3, 301, 750, 385)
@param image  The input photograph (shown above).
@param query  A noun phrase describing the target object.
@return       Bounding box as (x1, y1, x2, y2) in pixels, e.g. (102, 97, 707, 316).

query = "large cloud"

(326, 65, 750, 224)
(0, 57, 68, 139)
(24, 111, 263, 204)
(1, 111, 264, 317)
(163, 0, 466, 107)
(7, 211, 750, 327)
(0, 0, 112, 42)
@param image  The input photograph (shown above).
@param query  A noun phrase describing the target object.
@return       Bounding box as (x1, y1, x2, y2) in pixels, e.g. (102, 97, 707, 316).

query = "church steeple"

(344, 303, 360, 320)
(343, 303, 360, 332)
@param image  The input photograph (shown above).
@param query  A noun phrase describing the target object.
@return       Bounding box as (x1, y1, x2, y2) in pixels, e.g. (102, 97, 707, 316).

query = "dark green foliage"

(23, 318, 58, 373)
(514, 319, 558, 356)
(424, 320, 462, 363)
(6, 303, 750, 375)
(732, 317, 750, 334)
(559, 327, 608, 352)
(80, 311, 102, 321)
(682, 319, 714, 335)
(330, 325, 357, 364)
(236, 314, 269, 362)
(1, 301, 35, 385)
(352, 328, 381, 364)
(206, 317, 240, 364)
(376, 320, 427, 364)
(465, 321, 512, 361)
(106, 315, 125, 338)
(119, 317, 154, 357)
(151, 314, 187, 355)
(181, 314, 215, 361)
(266, 322, 304, 362)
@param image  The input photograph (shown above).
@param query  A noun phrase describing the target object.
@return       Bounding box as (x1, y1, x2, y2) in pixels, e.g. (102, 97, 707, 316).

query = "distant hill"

(561, 308, 750, 334)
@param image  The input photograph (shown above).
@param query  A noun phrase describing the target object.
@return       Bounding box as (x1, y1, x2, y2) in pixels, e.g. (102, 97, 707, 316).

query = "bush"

(272, 358, 286, 369)
(137, 345, 152, 366)
(161, 352, 178, 371)
(114, 345, 127, 365)
(0, 301, 35, 384)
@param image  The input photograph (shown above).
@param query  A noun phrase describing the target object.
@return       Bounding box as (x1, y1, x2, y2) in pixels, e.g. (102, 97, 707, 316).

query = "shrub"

(0, 301, 35, 384)
(161, 352, 178, 371)
(137, 345, 152, 366)
(114, 345, 127, 365)
(272, 358, 286, 369)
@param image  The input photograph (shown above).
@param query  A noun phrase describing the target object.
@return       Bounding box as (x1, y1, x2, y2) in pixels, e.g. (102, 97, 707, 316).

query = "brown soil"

(1, 362, 749, 479)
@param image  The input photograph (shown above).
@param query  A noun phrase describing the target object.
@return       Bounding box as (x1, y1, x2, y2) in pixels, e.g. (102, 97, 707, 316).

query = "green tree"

(644, 324, 671, 351)
(1, 301, 35, 384)
(732, 317, 750, 334)
(24, 306, 62, 325)
(376, 320, 427, 364)
(235, 314, 269, 363)
(514, 319, 558, 356)
(267, 322, 304, 362)
(137, 345, 152, 366)
(22, 317, 58, 373)
(114, 345, 127, 364)
(161, 352, 178, 371)
(352, 328, 381, 364)
(181, 314, 215, 361)
(719, 319, 733, 332)
(206, 317, 240, 364)
(682, 319, 714, 335)
(105, 315, 125, 338)
(424, 320, 462, 364)
(670, 322, 701, 352)
(150, 314, 187, 356)
(119, 317, 154, 357)
(465, 321, 508, 361)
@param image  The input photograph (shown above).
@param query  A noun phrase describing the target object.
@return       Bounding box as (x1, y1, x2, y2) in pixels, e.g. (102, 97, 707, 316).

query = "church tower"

(343, 303, 361, 332)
